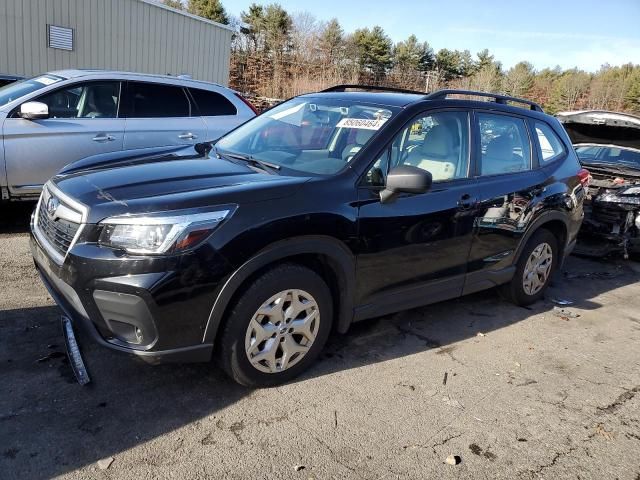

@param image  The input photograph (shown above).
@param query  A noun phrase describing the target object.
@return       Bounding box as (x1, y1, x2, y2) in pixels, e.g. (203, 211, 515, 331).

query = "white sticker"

(33, 76, 59, 86)
(336, 117, 387, 130)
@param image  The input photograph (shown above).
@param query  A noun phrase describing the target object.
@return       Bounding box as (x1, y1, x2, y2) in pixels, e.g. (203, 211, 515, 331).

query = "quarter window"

(35, 81, 120, 119)
(365, 111, 470, 185)
(189, 88, 237, 116)
(478, 113, 531, 175)
(534, 121, 565, 162)
(127, 82, 191, 118)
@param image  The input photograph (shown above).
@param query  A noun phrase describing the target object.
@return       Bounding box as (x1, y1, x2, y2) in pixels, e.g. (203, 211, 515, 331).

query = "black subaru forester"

(31, 87, 587, 387)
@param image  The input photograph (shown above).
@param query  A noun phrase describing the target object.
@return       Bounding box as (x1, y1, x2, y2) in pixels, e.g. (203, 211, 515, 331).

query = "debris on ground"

(564, 270, 622, 280)
(443, 372, 448, 385)
(552, 307, 581, 320)
(445, 454, 461, 465)
(35, 351, 66, 363)
(595, 423, 614, 441)
(97, 457, 115, 470)
(550, 298, 574, 306)
(476, 332, 486, 337)
(293, 465, 305, 472)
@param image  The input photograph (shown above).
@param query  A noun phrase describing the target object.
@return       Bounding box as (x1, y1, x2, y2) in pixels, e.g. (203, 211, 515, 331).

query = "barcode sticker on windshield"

(336, 118, 388, 130)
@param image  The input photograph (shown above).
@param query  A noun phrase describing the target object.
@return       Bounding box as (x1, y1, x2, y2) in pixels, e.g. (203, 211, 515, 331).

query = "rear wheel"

(217, 263, 333, 387)
(500, 229, 558, 306)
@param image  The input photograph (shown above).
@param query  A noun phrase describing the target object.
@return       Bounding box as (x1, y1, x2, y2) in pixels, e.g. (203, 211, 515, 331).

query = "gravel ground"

(1, 203, 639, 480)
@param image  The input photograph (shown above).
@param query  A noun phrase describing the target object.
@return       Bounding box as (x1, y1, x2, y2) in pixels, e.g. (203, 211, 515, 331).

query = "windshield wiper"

(218, 150, 281, 173)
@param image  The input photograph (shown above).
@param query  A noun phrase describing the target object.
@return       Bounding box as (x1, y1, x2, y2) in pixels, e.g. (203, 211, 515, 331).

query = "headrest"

(421, 125, 454, 158)
(485, 135, 514, 161)
(355, 128, 375, 145)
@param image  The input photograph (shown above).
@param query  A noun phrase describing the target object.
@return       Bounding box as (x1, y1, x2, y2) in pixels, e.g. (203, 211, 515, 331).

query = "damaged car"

(557, 110, 640, 257)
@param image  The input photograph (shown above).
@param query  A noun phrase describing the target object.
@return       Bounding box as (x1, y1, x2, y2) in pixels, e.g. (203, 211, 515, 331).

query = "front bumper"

(30, 229, 230, 364)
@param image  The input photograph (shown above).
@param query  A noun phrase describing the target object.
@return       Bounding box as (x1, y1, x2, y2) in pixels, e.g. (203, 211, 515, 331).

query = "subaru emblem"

(46, 196, 59, 217)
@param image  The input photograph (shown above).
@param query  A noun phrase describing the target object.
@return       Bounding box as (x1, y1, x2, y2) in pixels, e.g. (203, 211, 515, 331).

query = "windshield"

(576, 145, 640, 169)
(0, 74, 65, 108)
(216, 97, 398, 175)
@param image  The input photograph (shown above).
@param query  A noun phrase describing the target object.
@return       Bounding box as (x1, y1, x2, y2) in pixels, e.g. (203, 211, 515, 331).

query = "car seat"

(404, 125, 457, 180)
(483, 135, 525, 175)
(342, 129, 375, 162)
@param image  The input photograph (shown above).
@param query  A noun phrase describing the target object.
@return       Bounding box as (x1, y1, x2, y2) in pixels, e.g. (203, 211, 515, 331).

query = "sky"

(226, 0, 640, 72)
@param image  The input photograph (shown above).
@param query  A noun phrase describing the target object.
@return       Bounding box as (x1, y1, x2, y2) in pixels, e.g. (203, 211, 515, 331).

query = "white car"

(0, 70, 256, 201)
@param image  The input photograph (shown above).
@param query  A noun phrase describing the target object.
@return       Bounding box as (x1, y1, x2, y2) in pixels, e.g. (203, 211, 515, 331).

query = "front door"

(122, 81, 207, 150)
(355, 110, 477, 318)
(3, 81, 124, 195)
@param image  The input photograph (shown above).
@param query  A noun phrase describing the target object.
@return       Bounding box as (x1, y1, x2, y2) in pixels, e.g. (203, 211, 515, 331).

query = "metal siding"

(0, 0, 231, 84)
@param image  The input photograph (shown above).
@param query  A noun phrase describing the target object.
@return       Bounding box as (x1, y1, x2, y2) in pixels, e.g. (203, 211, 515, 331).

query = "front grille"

(592, 207, 626, 225)
(37, 193, 81, 257)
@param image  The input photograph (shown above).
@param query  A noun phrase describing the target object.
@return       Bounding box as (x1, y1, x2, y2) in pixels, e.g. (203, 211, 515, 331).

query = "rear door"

(188, 87, 253, 140)
(122, 81, 207, 150)
(463, 110, 546, 292)
(2, 80, 124, 195)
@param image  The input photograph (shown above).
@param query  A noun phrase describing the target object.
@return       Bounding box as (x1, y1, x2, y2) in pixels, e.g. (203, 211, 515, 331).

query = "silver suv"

(0, 70, 256, 201)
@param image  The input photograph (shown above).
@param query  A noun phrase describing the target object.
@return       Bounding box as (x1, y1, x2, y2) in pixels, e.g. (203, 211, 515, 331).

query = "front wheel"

(217, 263, 333, 387)
(500, 229, 558, 306)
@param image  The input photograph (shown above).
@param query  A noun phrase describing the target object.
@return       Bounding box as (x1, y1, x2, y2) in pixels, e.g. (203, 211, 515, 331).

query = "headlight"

(98, 207, 234, 254)
(622, 186, 640, 195)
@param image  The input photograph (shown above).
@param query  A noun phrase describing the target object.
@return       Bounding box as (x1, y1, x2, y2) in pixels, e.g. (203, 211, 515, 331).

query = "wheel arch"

(202, 235, 356, 346)
(514, 211, 569, 266)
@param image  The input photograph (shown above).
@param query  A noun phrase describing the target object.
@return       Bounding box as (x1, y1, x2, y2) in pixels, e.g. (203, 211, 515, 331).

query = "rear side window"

(534, 121, 565, 162)
(127, 82, 191, 118)
(189, 88, 237, 116)
(478, 113, 531, 176)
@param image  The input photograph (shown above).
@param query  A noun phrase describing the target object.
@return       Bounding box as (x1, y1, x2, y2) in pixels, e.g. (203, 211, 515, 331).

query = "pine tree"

(187, 0, 229, 25)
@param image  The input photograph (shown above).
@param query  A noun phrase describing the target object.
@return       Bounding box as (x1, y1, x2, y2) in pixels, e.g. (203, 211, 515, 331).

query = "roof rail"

(321, 84, 425, 95)
(425, 89, 544, 112)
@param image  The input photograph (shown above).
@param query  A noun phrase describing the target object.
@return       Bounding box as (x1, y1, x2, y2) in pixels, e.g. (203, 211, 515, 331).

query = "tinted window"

(600, 146, 640, 165)
(365, 111, 470, 185)
(189, 88, 236, 116)
(35, 81, 120, 119)
(478, 113, 531, 176)
(128, 82, 190, 118)
(535, 121, 565, 162)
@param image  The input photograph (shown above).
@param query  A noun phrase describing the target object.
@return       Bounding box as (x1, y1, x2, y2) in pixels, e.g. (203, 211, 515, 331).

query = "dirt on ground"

(1, 203, 639, 479)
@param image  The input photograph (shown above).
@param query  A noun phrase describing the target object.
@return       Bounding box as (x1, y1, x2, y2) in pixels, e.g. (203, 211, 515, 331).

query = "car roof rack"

(425, 89, 544, 112)
(321, 84, 426, 95)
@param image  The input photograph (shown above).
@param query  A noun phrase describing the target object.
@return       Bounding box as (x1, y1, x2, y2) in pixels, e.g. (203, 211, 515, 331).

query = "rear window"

(534, 121, 565, 162)
(127, 82, 191, 118)
(189, 88, 237, 116)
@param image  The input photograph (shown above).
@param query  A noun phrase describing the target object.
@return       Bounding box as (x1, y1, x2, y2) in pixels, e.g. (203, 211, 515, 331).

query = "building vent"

(48, 25, 73, 51)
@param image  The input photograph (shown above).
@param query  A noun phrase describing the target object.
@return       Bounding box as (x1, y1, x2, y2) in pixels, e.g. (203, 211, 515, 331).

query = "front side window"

(127, 82, 191, 118)
(216, 97, 398, 175)
(34, 81, 120, 119)
(364, 111, 470, 185)
(535, 121, 565, 162)
(478, 113, 531, 176)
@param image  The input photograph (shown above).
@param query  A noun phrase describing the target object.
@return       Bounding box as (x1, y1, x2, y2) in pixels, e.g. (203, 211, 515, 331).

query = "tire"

(217, 263, 333, 387)
(500, 228, 558, 306)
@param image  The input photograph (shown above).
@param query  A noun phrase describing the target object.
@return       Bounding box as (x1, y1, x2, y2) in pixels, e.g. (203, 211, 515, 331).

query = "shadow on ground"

(1, 203, 638, 479)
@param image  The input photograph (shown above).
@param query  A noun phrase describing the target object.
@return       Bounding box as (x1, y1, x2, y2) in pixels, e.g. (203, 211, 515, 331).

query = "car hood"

(51, 149, 310, 223)
(556, 110, 640, 150)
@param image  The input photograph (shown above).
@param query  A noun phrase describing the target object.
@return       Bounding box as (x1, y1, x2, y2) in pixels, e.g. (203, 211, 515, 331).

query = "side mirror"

(19, 101, 49, 120)
(380, 165, 432, 204)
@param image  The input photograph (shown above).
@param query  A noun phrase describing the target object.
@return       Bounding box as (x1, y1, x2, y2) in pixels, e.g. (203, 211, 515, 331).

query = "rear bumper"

(30, 232, 216, 364)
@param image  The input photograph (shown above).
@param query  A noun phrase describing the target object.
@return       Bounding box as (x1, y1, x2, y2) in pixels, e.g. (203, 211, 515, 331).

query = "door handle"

(457, 193, 476, 209)
(178, 132, 198, 140)
(92, 134, 115, 142)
